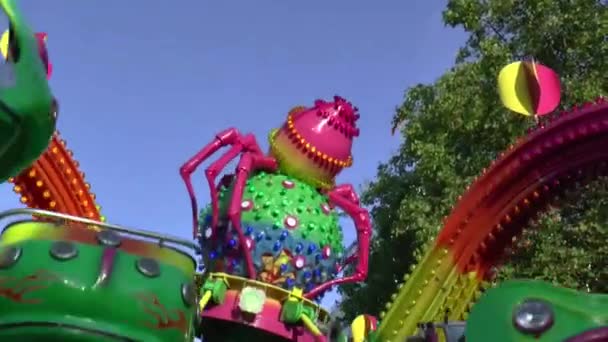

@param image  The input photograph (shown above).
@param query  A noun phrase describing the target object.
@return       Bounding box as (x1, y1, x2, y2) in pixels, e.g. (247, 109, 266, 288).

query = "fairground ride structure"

(8, 131, 103, 220)
(375, 97, 608, 341)
(9, 101, 607, 342)
(0, 0, 604, 338)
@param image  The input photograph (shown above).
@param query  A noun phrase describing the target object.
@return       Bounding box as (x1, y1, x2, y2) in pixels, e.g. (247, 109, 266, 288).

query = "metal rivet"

(513, 299, 554, 334)
(96, 230, 122, 247)
(50, 241, 78, 260)
(181, 282, 196, 307)
(136, 258, 160, 277)
(0, 246, 21, 269)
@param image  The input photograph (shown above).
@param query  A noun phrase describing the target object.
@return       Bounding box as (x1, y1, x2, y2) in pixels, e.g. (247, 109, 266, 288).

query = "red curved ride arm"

(437, 98, 608, 280)
(10, 131, 102, 219)
(376, 98, 608, 340)
(305, 183, 371, 299)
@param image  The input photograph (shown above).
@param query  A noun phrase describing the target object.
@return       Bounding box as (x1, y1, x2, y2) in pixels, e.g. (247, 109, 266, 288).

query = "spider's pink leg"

(335, 185, 359, 267)
(204, 145, 242, 237)
(330, 184, 360, 205)
(227, 149, 277, 278)
(203, 134, 261, 233)
(343, 253, 358, 266)
(335, 249, 358, 273)
(305, 184, 371, 299)
(208, 174, 235, 244)
(179, 128, 244, 238)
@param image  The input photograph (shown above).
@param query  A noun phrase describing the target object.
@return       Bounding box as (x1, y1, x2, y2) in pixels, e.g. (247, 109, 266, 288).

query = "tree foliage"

(339, 0, 607, 321)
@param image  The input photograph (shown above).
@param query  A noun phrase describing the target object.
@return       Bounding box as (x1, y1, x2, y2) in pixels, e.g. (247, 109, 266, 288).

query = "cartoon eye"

(7, 25, 21, 62)
(512, 299, 554, 334)
(50, 98, 58, 122)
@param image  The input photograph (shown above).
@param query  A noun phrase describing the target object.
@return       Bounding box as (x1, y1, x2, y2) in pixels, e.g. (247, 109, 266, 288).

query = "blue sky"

(0, 0, 464, 307)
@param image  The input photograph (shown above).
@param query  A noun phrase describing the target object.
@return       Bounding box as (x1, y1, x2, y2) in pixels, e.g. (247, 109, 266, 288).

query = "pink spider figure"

(179, 96, 371, 298)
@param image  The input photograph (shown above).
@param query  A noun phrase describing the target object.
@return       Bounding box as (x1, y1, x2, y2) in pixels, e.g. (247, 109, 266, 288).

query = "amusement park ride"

(0, 1, 606, 341)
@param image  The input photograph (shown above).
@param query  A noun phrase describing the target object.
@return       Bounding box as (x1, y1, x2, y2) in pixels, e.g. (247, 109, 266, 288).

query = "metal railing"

(0, 208, 202, 255)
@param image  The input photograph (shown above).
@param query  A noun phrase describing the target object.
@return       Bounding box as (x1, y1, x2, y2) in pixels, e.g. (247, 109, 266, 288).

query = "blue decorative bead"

(228, 239, 237, 248)
(245, 226, 253, 235)
(303, 271, 312, 279)
(273, 241, 282, 251)
(314, 269, 321, 276)
(209, 251, 217, 259)
(204, 215, 212, 224)
(280, 264, 287, 272)
(286, 278, 295, 289)
(295, 243, 303, 253)
(280, 230, 289, 241)
(315, 254, 322, 262)
(307, 244, 316, 254)
(256, 232, 265, 241)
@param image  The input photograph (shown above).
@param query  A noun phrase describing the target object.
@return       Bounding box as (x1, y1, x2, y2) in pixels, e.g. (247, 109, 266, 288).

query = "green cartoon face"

(467, 280, 608, 342)
(0, 0, 55, 182)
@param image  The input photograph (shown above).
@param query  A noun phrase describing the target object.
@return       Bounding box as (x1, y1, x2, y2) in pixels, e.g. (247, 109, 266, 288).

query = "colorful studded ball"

(199, 171, 345, 296)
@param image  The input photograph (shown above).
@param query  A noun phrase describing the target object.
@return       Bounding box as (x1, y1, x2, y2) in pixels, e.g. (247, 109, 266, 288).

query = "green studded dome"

(218, 172, 344, 251)
(199, 171, 345, 293)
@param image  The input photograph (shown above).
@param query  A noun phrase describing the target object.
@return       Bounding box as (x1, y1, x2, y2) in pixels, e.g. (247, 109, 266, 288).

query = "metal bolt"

(181, 282, 196, 307)
(50, 241, 78, 261)
(0, 246, 21, 269)
(96, 230, 122, 247)
(136, 258, 160, 277)
(513, 299, 554, 334)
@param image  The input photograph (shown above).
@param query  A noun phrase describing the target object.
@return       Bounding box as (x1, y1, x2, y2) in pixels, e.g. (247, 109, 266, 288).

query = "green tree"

(339, 0, 607, 321)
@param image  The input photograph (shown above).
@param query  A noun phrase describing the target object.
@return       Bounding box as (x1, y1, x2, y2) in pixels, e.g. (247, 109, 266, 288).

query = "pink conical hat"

(270, 96, 360, 188)
(288, 96, 359, 165)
